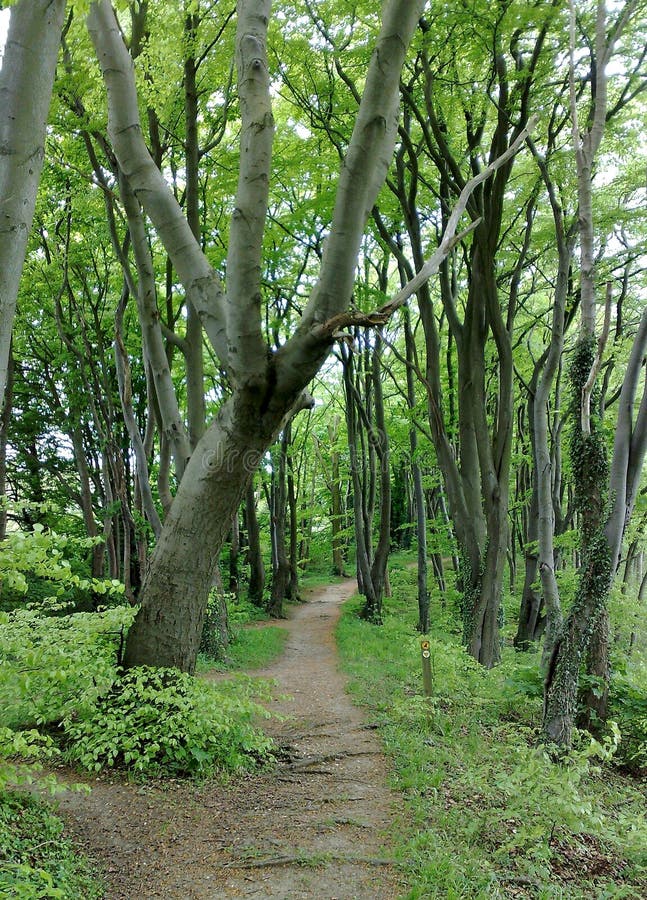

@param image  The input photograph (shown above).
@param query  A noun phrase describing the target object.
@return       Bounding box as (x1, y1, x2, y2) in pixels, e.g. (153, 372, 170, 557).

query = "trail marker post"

(420, 639, 433, 697)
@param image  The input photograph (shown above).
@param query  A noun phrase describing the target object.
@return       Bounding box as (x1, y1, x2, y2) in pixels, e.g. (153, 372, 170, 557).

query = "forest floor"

(49, 580, 409, 899)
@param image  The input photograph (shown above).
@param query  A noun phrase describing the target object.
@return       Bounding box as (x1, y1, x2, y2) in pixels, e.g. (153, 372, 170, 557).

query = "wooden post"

(420, 639, 433, 697)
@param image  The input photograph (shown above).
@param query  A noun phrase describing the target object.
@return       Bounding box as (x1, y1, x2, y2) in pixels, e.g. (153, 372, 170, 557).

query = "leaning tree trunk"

(0, 0, 67, 406)
(123, 393, 271, 670)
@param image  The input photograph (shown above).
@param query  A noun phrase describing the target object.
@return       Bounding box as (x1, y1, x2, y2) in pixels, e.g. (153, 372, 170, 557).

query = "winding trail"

(53, 581, 407, 899)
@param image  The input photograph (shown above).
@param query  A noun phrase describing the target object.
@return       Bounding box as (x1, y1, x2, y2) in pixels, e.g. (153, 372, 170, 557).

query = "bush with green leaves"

(0, 605, 137, 731)
(0, 791, 102, 900)
(0, 523, 125, 614)
(337, 589, 647, 897)
(609, 675, 647, 774)
(63, 666, 275, 777)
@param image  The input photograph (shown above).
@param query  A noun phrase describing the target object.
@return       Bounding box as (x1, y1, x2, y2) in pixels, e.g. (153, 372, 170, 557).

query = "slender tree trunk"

(342, 335, 390, 623)
(268, 429, 291, 618)
(0, 348, 13, 541)
(286, 428, 301, 601)
(183, 14, 206, 449)
(70, 426, 106, 578)
(330, 441, 346, 576)
(404, 310, 430, 632)
(229, 511, 240, 599)
(245, 480, 265, 605)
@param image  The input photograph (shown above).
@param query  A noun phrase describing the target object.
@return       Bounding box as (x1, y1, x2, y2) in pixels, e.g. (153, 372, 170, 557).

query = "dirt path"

(52, 581, 408, 899)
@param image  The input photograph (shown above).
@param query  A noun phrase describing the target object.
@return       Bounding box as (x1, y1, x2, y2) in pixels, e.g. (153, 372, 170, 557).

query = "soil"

(51, 581, 409, 899)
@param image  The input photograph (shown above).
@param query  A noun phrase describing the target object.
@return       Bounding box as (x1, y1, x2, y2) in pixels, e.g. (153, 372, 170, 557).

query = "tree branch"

(313, 114, 537, 341)
(226, 0, 273, 384)
(87, 0, 229, 367)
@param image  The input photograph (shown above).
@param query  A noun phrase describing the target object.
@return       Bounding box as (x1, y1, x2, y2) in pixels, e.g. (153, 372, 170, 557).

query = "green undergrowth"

(201, 623, 289, 673)
(0, 792, 103, 899)
(336, 580, 647, 899)
(198, 591, 289, 672)
(62, 666, 275, 778)
(298, 568, 348, 593)
(1, 602, 277, 896)
(1, 600, 276, 780)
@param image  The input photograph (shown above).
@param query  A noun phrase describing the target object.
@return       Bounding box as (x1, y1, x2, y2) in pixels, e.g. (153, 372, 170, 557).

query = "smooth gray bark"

(0, 0, 66, 406)
(93, 0, 425, 670)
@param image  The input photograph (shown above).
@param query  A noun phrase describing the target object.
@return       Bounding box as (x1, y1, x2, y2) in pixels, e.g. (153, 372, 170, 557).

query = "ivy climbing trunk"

(542, 0, 646, 745)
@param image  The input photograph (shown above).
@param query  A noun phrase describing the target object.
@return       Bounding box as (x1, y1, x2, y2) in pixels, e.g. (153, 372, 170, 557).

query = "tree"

(373, 0, 555, 665)
(84, 0, 426, 672)
(542, 0, 647, 746)
(0, 0, 66, 406)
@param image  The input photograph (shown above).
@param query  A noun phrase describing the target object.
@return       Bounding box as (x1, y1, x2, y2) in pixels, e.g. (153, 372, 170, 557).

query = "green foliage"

(336, 592, 647, 898)
(204, 625, 289, 673)
(0, 523, 125, 613)
(0, 605, 136, 730)
(568, 338, 610, 545)
(0, 727, 58, 796)
(63, 666, 275, 778)
(609, 673, 647, 774)
(0, 792, 102, 900)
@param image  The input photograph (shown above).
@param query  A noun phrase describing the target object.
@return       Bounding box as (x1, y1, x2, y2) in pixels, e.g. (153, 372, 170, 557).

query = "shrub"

(0, 792, 102, 899)
(63, 666, 275, 777)
(610, 678, 647, 774)
(0, 605, 137, 731)
(0, 524, 124, 614)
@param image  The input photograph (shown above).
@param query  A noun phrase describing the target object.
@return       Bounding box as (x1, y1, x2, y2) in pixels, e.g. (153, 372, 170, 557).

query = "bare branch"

(312, 114, 537, 341)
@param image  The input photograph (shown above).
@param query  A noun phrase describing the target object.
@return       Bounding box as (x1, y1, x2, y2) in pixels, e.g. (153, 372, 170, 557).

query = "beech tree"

(0, 0, 66, 407)
(84, 0, 427, 671)
(541, 0, 647, 746)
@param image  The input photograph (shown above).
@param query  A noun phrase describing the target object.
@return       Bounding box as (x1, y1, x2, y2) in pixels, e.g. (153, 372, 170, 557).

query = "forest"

(1, 0, 646, 897)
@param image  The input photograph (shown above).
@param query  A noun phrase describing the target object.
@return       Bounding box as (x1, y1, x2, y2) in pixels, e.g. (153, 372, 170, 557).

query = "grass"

(0, 791, 103, 899)
(201, 623, 290, 673)
(298, 569, 349, 593)
(336, 561, 647, 899)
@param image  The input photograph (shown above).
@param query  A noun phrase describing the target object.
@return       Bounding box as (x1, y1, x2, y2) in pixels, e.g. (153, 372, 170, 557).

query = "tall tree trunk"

(330, 436, 346, 576)
(228, 511, 240, 599)
(286, 428, 301, 601)
(0, 0, 66, 406)
(267, 429, 291, 618)
(542, 0, 644, 745)
(123, 395, 270, 670)
(404, 309, 430, 632)
(0, 348, 13, 541)
(342, 334, 391, 623)
(70, 426, 106, 579)
(183, 11, 206, 450)
(245, 479, 265, 606)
